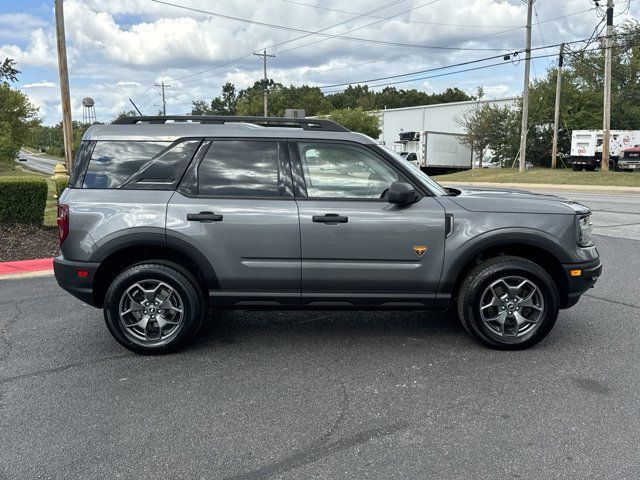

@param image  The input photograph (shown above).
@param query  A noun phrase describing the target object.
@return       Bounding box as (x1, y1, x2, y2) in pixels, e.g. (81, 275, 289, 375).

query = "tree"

(0, 59, 39, 168)
(324, 108, 380, 138)
(192, 82, 237, 115)
(0, 58, 19, 84)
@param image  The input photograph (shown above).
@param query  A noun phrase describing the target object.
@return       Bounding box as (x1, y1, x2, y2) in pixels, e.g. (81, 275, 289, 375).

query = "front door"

(168, 139, 300, 306)
(291, 141, 446, 307)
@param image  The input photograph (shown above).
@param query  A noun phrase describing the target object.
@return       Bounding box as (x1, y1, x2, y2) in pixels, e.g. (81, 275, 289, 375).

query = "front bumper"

(618, 161, 640, 170)
(562, 257, 602, 308)
(53, 256, 100, 306)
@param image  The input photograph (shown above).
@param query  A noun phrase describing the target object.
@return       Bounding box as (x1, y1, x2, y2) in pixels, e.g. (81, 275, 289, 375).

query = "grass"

(432, 167, 640, 188)
(0, 163, 58, 226)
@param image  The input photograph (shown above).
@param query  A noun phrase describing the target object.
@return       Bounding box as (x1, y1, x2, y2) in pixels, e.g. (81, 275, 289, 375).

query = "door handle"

(186, 211, 223, 222)
(312, 213, 348, 224)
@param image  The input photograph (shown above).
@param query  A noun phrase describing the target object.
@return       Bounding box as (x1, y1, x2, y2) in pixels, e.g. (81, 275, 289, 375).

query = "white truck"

(570, 130, 640, 171)
(394, 131, 473, 172)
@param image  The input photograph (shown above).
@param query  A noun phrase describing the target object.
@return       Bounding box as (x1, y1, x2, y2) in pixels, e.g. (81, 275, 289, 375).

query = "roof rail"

(112, 115, 349, 132)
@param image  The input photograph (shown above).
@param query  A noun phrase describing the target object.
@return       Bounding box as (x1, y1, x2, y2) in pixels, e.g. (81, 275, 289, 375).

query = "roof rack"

(112, 115, 349, 132)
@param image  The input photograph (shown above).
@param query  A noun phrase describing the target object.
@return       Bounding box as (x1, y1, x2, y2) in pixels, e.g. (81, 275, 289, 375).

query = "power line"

(279, 0, 524, 28)
(150, 0, 512, 52)
(173, 0, 411, 83)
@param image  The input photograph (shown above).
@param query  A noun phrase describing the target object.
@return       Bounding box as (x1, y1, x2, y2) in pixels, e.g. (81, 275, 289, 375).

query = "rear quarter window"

(81, 140, 200, 189)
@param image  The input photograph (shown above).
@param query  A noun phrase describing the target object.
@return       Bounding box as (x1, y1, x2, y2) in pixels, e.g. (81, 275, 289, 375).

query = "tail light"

(57, 204, 69, 245)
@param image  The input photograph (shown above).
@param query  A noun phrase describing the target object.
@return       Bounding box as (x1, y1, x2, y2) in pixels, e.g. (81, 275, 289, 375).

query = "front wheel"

(103, 263, 205, 354)
(457, 256, 559, 350)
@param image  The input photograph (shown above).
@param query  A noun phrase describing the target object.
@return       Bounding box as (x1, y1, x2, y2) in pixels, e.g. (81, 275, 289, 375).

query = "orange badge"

(413, 246, 428, 257)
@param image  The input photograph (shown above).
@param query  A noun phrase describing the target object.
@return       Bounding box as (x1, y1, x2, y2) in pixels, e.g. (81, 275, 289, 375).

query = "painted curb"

(0, 258, 54, 280)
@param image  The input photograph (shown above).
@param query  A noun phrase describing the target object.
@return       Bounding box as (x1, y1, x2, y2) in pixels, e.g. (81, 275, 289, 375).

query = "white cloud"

(3, 0, 638, 124)
(23, 81, 57, 89)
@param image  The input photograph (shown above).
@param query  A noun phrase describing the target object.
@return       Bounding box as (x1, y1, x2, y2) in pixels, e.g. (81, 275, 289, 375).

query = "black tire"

(571, 164, 583, 171)
(457, 256, 559, 350)
(103, 262, 205, 354)
(585, 165, 596, 172)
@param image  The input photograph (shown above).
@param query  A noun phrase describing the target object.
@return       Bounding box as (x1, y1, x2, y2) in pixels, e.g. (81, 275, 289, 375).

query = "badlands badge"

(412, 245, 428, 257)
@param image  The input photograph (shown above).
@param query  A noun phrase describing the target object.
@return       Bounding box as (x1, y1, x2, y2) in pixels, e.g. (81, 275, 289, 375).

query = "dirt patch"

(0, 224, 59, 262)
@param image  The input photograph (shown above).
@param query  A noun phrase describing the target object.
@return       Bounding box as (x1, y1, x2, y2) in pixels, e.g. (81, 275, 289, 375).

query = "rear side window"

(69, 140, 94, 188)
(196, 140, 285, 197)
(82, 141, 169, 189)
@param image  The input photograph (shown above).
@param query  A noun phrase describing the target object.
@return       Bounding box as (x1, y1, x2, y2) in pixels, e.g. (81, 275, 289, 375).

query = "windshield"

(380, 146, 449, 196)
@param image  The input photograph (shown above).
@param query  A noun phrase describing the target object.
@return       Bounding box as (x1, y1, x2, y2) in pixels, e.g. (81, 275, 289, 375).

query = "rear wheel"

(457, 256, 559, 350)
(103, 263, 204, 354)
(585, 165, 596, 172)
(571, 164, 583, 171)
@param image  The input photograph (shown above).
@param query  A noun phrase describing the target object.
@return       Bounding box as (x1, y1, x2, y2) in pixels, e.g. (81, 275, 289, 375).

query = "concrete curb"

(443, 182, 640, 194)
(0, 258, 54, 281)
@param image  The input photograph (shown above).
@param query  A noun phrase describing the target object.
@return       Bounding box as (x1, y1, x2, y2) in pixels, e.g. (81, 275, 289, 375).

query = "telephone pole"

(155, 81, 170, 116)
(601, 0, 614, 171)
(254, 49, 275, 117)
(54, 0, 74, 171)
(551, 43, 565, 169)
(518, 0, 533, 173)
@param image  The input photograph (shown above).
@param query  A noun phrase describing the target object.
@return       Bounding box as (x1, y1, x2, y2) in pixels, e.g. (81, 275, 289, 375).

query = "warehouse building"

(376, 97, 518, 170)
(377, 97, 518, 147)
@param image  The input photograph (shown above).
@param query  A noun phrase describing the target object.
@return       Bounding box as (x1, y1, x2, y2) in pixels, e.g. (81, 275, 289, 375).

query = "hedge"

(0, 176, 48, 224)
(54, 176, 69, 198)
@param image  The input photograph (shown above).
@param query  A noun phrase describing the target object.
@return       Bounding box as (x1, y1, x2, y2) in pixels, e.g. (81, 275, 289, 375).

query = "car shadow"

(188, 309, 468, 351)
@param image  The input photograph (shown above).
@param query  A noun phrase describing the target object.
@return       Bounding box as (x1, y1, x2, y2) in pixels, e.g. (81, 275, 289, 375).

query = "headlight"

(577, 214, 593, 247)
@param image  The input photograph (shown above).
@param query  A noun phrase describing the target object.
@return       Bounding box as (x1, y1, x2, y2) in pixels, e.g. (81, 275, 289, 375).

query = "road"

(1, 191, 639, 479)
(15, 149, 60, 175)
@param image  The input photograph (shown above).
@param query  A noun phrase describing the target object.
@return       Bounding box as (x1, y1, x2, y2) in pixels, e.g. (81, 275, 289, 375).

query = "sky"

(0, 0, 637, 125)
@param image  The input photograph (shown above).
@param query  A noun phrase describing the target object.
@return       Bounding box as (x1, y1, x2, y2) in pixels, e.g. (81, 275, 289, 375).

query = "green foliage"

(0, 58, 19, 84)
(54, 176, 69, 197)
(0, 60, 39, 168)
(26, 121, 94, 159)
(192, 82, 237, 115)
(324, 108, 381, 138)
(457, 103, 520, 165)
(0, 176, 48, 224)
(459, 24, 640, 167)
(193, 81, 472, 119)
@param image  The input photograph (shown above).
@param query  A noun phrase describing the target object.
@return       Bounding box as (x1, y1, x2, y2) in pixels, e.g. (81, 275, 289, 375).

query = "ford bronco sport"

(54, 116, 602, 354)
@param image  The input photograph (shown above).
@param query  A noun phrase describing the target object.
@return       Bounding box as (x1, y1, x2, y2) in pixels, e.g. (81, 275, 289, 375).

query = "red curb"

(0, 258, 54, 275)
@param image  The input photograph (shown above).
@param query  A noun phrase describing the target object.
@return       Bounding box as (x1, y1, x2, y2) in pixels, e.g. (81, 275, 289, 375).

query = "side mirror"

(387, 181, 417, 205)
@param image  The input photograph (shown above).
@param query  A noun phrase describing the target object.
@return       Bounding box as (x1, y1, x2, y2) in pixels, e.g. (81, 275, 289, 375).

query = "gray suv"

(54, 116, 601, 354)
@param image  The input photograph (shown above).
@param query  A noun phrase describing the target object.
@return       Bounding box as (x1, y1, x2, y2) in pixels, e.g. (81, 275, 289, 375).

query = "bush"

(0, 176, 48, 224)
(54, 176, 69, 198)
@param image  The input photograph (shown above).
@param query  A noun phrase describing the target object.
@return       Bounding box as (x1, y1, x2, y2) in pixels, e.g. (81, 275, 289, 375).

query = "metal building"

(378, 97, 518, 147)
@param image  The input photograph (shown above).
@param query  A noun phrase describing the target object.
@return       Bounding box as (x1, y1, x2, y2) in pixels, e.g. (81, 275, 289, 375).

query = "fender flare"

(439, 228, 570, 293)
(89, 227, 219, 289)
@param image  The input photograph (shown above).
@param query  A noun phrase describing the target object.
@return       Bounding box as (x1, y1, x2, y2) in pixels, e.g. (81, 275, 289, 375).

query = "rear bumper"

(562, 258, 602, 308)
(53, 256, 100, 307)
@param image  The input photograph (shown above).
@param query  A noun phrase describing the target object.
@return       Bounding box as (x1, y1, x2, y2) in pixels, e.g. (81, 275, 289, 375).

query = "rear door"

(291, 140, 446, 307)
(168, 139, 301, 306)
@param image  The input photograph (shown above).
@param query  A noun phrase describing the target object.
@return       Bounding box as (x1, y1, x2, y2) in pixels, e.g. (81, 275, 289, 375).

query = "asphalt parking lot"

(1, 190, 639, 479)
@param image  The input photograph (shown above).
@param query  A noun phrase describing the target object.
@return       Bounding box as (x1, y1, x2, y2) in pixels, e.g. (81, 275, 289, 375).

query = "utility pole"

(551, 43, 565, 169)
(601, 0, 614, 172)
(254, 49, 275, 117)
(54, 0, 74, 172)
(518, 0, 533, 173)
(155, 81, 170, 116)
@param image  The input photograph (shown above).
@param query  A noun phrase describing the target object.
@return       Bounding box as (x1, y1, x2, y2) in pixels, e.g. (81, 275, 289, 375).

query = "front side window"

(297, 142, 399, 199)
(197, 140, 283, 197)
(83, 141, 170, 189)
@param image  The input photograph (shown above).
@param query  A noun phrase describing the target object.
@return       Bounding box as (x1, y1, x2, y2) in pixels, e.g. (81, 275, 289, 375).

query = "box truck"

(394, 131, 473, 172)
(570, 130, 639, 171)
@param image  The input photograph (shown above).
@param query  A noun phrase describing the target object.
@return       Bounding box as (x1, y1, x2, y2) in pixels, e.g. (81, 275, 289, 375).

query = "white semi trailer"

(394, 131, 473, 171)
(570, 130, 640, 171)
